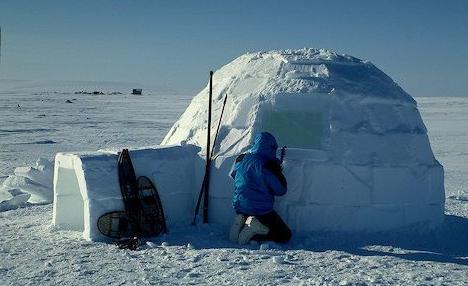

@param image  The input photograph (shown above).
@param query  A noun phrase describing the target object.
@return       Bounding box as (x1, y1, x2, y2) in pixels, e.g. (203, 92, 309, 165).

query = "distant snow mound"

(0, 158, 53, 211)
(162, 48, 445, 231)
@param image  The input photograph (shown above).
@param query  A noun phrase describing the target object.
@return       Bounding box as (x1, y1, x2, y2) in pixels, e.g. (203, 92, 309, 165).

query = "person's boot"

(237, 216, 269, 245)
(229, 214, 247, 243)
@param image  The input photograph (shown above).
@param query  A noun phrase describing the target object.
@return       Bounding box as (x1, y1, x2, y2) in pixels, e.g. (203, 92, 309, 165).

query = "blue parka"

(230, 132, 287, 215)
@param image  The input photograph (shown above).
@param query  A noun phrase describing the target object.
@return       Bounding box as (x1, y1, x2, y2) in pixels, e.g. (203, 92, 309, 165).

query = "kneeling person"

(229, 132, 291, 244)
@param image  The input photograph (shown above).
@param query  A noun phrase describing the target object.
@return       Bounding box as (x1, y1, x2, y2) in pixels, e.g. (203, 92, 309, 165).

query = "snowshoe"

(97, 211, 136, 239)
(118, 149, 141, 233)
(136, 176, 167, 237)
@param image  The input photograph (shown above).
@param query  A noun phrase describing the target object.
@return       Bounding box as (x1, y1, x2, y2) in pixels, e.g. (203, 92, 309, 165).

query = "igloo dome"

(163, 48, 444, 232)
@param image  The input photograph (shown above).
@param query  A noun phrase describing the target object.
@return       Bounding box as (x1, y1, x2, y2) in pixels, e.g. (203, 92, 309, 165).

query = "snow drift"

(53, 48, 444, 240)
(0, 158, 53, 211)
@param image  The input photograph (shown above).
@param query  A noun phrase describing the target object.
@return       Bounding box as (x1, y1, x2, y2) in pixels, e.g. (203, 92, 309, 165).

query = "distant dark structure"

(132, 89, 142, 95)
(74, 91, 121, 95)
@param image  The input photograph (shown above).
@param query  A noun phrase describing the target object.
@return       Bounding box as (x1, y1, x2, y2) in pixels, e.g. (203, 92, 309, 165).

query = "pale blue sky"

(0, 0, 467, 96)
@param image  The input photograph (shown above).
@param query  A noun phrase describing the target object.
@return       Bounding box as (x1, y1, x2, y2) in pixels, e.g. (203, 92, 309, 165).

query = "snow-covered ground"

(1, 84, 467, 285)
(0, 80, 189, 182)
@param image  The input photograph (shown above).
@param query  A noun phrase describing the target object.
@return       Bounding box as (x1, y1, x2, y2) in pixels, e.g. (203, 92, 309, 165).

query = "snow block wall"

(53, 144, 202, 241)
(163, 48, 445, 231)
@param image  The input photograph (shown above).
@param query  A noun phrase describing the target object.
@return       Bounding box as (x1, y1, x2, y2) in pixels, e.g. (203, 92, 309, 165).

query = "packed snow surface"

(0, 81, 467, 285)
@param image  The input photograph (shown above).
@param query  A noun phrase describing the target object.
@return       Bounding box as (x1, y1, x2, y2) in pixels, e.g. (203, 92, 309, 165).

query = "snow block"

(277, 202, 443, 232)
(209, 156, 236, 199)
(53, 144, 201, 241)
(208, 197, 236, 227)
(372, 164, 444, 205)
(303, 163, 373, 206)
(330, 132, 435, 166)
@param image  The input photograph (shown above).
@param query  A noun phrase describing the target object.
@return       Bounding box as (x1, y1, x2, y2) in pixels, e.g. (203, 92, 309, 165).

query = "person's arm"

(263, 160, 287, 196)
(265, 159, 287, 187)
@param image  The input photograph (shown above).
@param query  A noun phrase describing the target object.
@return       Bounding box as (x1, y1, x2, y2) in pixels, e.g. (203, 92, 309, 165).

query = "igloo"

(162, 48, 445, 231)
(53, 48, 444, 240)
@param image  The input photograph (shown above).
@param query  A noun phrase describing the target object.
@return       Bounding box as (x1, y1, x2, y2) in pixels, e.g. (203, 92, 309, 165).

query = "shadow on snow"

(161, 214, 468, 266)
(290, 215, 468, 266)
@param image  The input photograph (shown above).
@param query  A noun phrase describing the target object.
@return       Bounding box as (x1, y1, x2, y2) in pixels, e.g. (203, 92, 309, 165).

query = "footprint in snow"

(448, 195, 468, 202)
(272, 256, 285, 264)
(272, 256, 296, 265)
(185, 271, 200, 278)
(336, 254, 351, 260)
(237, 260, 249, 266)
